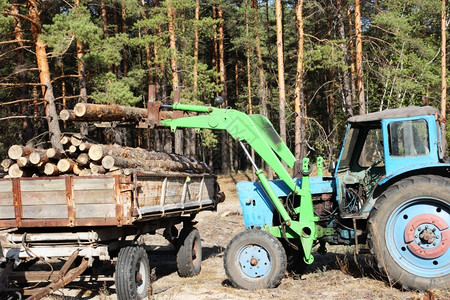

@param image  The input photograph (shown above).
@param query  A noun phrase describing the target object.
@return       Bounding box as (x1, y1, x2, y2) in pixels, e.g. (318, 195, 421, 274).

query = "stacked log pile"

(1, 135, 211, 178)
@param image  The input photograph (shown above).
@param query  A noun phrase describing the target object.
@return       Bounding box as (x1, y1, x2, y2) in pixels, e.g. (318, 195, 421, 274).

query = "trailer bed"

(0, 172, 220, 228)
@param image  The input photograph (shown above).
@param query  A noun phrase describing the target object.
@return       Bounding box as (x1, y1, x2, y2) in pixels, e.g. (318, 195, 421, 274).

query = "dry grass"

(39, 173, 449, 300)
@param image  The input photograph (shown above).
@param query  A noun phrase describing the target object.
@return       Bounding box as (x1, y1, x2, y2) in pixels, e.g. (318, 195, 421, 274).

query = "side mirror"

(213, 96, 224, 107)
(328, 161, 337, 174)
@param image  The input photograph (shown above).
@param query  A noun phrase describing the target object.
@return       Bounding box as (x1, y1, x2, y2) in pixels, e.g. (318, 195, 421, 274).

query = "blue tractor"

(159, 104, 449, 291)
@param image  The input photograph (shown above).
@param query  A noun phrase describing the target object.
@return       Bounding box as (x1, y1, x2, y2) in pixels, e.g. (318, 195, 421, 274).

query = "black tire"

(224, 230, 287, 290)
(176, 227, 202, 277)
(115, 246, 150, 300)
(367, 175, 450, 291)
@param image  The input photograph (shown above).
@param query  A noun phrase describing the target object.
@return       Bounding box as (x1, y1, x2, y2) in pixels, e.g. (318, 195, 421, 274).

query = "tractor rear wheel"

(367, 175, 450, 290)
(224, 230, 287, 290)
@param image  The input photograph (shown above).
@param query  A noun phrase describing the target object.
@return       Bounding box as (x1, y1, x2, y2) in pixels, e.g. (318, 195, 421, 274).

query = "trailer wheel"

(115, 246, 150, 300)
(176, 227, 202, 277)
(368, 175, 450, 290)
(224, 230, 287, 290)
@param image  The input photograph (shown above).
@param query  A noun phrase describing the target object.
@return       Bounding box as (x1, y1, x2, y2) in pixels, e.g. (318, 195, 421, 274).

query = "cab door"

(381, 115, 439, 176)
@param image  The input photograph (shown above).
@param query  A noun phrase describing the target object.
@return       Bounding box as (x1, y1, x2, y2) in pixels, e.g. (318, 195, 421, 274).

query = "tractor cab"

(335, 106, 445, 218)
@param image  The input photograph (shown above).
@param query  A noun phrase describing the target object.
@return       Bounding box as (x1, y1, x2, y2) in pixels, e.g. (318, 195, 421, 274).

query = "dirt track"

(41, 174, 449, 300)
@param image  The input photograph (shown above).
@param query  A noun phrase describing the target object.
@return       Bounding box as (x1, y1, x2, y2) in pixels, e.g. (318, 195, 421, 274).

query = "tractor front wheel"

(224, 230, 287, 290)
(368, 175, 450, 290)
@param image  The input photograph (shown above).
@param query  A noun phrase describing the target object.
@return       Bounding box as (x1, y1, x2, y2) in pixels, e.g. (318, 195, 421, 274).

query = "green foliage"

(42, 6, 103, 54)
(91, 72, 141, 106)
(366, 0, 442, 109)
(0, 0, 12, 33)
(200, 129, 218, 148)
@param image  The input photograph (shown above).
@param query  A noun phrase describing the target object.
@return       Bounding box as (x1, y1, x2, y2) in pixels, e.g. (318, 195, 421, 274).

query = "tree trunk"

(28, 0, 63, 150)
(336, 0, 353, 117)
(121, 2, 128, 76)
(355, 0, 365, 115)
(252, 0, 268, 117)
(193, 0, 200, 94)
(275, 0, 287, 143)
(441, 0, 447, 152)
(167, 3, 183, 155)
(12, 4, 34, 147)
(347, 5, 357, 102)
(75, 0, 88, 136)
(441, 0, 447, 118)
(245, 0, 252, 115)
(217, 3, 230, 174)
(294, 0, 307, 159)
(100, 0, 109, 38)
(212, 5, 219, 88)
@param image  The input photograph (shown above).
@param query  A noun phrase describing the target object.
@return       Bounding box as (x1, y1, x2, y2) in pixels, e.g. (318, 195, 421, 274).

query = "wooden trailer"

(0, 172, 223, 300)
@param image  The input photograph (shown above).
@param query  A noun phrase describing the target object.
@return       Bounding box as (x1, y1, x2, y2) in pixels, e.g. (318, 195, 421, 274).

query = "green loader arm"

(159, 103, 318, 263)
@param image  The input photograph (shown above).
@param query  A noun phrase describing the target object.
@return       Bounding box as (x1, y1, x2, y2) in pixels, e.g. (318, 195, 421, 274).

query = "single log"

(87, 144, 210, 172)
(79, 169, 92, 176)
(78, 142, 91, 152)
(17, 157, 32, 167)
(8, 164, 23, 178)
(88, 144, 105, 161)
(30, 151, 49, 165)
(106, 169, 123, 175)
(44, 163, 59, 176)
(76, 153, 90, 166)
(1, 159, 13, 169)
(68, 145, 78, 154)
(57, 158, 75, 173)
(59, 109, 75, 121)
(73, 103, 147, 122)
(100, 154, 203, 173)
(73, 164, 83, 175)
(101, 155, 124, 169)
(47, 148, 64, 159)
(90, 163, 106, 175)
(70, 134, 82, 146)
(60, 136, 70, 145)
(8, 145, 33, 160)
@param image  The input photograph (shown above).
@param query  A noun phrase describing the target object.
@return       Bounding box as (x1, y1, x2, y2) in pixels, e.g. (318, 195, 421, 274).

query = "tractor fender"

(360, 163, 450, 217)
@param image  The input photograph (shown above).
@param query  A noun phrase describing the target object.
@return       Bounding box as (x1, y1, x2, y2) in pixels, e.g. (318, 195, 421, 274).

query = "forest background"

(0, 0, 448, 174)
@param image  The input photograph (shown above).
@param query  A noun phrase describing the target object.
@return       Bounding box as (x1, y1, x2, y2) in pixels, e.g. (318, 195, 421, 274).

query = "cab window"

(358, 128, 384, 167)
(388, 119, 429, 157)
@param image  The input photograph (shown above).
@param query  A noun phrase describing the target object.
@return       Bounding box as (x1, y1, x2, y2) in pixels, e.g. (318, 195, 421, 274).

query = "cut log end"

(101, 155, 115, 170)
(90, 163, 106, 175)
(69, 145, 78, 154)
(88, 145, 103, 161)
(44, 163, 59, 176)
(8, 145, 32, 160)
(16, 157, 30, 167)
(8, 164, 23, 178)
(74, 103, 87, 117)
(59, 109, 72, 121)
(60, 136, 70, 145)
(1, 159, 13, 169)
(70, 134, 82, 146)
(57, 158, 75, 173)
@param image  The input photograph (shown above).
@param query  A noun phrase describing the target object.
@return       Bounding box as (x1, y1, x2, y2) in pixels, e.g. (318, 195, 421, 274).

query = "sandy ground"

(16, 174, 450, 299)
